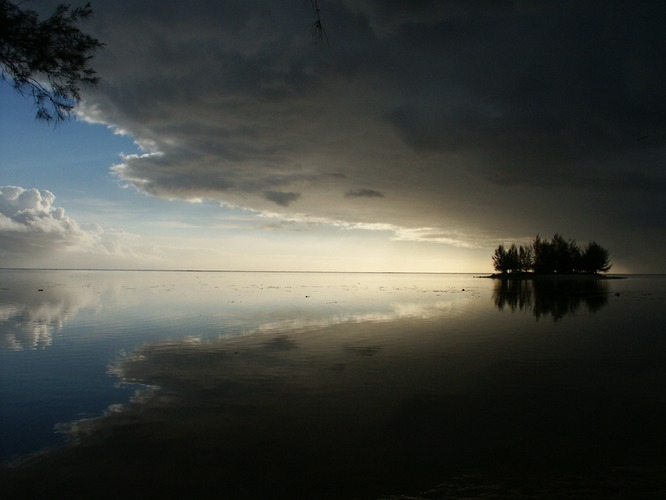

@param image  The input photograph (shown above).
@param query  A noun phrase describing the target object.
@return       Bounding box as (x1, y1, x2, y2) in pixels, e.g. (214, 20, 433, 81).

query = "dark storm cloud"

(345, 189, 384, 198)
(383, 2, 666, 187)
(73, 0, 666, 270)
(263, 191, 301, 207)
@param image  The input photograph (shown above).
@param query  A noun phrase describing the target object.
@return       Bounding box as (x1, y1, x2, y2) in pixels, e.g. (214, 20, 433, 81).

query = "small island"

(485, 233, 614, 278)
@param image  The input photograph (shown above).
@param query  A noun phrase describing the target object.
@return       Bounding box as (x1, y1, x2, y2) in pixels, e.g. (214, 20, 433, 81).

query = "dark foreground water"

(1, 270, 665, 498)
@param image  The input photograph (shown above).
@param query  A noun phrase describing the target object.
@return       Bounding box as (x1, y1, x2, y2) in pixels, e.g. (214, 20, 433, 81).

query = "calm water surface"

(1, 270, 665, 498)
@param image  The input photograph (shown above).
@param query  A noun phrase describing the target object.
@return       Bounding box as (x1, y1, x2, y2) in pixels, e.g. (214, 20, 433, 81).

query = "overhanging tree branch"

(306, 0, 328, 47)
(0, 0, 104, 123)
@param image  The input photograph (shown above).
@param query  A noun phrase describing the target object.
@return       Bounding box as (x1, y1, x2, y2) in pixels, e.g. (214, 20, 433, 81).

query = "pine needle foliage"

(0, 1, 104, 123)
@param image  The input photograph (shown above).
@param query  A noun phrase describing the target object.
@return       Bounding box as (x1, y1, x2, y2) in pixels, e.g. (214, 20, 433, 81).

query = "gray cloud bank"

(73, 1, 664, 270)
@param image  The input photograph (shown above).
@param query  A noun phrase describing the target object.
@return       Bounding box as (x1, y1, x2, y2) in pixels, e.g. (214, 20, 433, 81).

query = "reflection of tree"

(493, 278, 609, 321)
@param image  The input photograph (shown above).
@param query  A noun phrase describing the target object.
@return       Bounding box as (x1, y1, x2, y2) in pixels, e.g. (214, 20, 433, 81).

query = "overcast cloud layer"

(61, 1, 666, 270)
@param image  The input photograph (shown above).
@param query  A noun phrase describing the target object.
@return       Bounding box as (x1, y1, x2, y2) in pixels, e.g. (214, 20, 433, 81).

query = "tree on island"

(493, 234, 611, 275)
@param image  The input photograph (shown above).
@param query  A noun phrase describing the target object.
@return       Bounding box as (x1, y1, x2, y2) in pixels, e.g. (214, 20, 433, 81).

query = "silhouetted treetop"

(0, 0, 104, 122)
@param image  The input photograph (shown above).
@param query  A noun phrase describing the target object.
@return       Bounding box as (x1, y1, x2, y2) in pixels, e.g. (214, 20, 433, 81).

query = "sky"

(1, 0, 665, 273)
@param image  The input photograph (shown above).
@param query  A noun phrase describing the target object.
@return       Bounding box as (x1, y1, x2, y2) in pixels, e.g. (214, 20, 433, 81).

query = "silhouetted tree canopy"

(579, 241, 612, 274)
(493, 243, 532, 274)
(493, 234, 612, 275)
(0, 0, 103, 122)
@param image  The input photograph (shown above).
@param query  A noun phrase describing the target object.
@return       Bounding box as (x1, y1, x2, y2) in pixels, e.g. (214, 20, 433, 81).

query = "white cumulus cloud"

(0, 186, 85, 251)
(0, 186, 154, 267)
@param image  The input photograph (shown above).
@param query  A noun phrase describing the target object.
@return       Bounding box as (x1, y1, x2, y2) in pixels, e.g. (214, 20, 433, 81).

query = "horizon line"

(0, 267, 488, 275)
(0, 267, 655, 276)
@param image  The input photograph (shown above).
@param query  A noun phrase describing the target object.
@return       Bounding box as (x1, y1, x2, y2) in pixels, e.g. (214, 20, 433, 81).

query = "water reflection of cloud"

(344, 345, 381, 357)
(262, 335, 298, 352)
(6, 274, 666, 498)
(64, 318, 451, 467)
(0, 303, 60, 350)
(249, 296, 476, 338)
(0, 271, 133, 351)
(0, 289, 100, 351)
(1, 271, 479, 350)
(12, 301, 666, 499)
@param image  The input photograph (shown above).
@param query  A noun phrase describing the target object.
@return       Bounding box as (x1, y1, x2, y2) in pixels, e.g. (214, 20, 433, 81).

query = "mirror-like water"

(1, 270, 665, 498)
